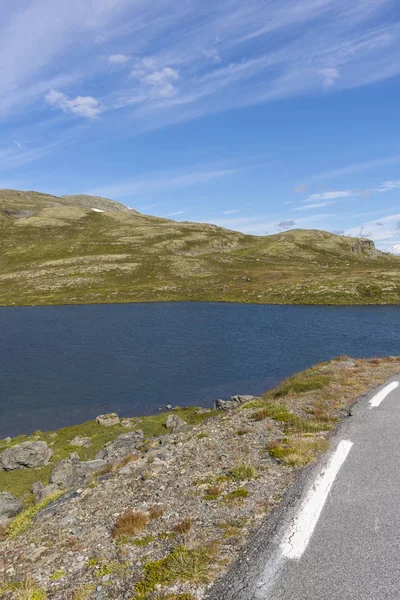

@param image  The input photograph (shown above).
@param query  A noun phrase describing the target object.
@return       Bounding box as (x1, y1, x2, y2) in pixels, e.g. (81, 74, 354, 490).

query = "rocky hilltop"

(1, 357, 400, 599)
(1, 189, 400, 306)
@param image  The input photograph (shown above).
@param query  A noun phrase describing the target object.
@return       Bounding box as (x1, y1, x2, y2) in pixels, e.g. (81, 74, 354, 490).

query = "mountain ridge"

(0, 189, 399, 306)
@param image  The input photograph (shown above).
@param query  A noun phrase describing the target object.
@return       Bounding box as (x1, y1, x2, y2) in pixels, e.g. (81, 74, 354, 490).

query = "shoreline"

(1, 357, 400, 599)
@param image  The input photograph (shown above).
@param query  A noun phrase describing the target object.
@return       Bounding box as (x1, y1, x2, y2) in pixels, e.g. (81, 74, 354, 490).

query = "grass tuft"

(112, 510, 149, 538)
(7, 491, 63, 538)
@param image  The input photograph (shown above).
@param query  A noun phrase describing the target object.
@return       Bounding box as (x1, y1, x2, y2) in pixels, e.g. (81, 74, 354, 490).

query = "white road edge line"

(369, 381, 399, 409)
(280, 439, 353, 560)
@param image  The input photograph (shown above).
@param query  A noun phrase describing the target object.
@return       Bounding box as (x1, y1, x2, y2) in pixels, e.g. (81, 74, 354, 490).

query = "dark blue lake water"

(1, 303, 399, 438)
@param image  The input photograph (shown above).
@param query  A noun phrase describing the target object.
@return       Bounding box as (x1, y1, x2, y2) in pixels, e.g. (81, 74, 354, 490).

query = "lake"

(1, 302, 400, 438)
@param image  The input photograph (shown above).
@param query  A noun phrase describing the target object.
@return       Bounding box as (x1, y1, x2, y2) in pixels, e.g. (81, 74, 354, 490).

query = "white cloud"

(345, 213, 400, 242)
(45, 89, 104, 119)
(388, 244, 400, 255)
(223, 209, 240, 214)
(108, 53, 129, 64)
(132, 66, 180, 98)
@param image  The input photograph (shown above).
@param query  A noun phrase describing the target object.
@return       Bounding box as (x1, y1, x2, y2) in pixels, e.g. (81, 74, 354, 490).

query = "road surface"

(207, 374, 400, 599)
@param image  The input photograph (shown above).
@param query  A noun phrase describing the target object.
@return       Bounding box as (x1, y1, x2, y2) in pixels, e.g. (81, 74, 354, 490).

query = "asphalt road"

(207, 374, 400, 600)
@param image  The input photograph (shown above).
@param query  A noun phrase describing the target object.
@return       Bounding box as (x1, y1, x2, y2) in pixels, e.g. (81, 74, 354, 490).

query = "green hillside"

(1, 188, 400, 306)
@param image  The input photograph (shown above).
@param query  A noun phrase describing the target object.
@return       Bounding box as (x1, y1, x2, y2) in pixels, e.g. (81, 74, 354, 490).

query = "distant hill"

(0, 188, 399, 306)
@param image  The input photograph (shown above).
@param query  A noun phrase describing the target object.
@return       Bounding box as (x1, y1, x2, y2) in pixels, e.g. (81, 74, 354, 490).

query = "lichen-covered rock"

(95, 430, 144, 462)
(96, 413, 120, 427)
(32, 481, 60, 503)
(213, 394, 258, 411)
(50, 455, 105, 489)
(0, 441, 53, 471)
(0, 492, 23, 524)
(166, 414, 187, 431)
(69, 436, 91, 447)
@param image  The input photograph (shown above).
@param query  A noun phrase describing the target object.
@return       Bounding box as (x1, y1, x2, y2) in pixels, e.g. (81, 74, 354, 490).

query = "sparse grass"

(269, 373, 332, 399)
(236, 428, 250, 436)
(267, 437, 330, 466)
(204, 485, 222, 500)
(7, 491, 64, 538)
(0, 576, 47, 600)
(218, 518, 247, 539)
(197, 433, 209, 439)
(71, 584, 95, 600)
(134, 544, 217, 599)
(95, 453, 139, 477)
(173, 517, 192, 534)
(148, 505, 164, 519)
(49, 570, 65, 581)
(229, 462, 257, 481)
(132, 535, 157, 547)
(112, 510, 149, 538)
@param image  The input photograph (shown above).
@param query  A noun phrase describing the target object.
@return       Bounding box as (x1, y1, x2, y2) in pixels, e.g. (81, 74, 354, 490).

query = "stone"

(0, 492, 23, 524)
(166, 405, 173, 410)
(70, 436, 91, 447)
(32, 481, 60, 503)
(50, 457, 105, 489)
(166, 414, 187, 432)
(96, 413, 120, 427)
(0, 441, 53, 471)
(213, 395, 258, 411)
(120, 419, 134, 428)
(96, 430, 144, 462)
(5, 437, 11, 443)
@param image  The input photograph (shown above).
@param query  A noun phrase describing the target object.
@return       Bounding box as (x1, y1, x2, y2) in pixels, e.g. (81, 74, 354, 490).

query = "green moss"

(229, 463, 257, 481)
(197, 433, 209, 439)
(7, 491, 64, 538)
(49, 570, 65, 581)
(132, 535, 156, 547)
(224, 488, 250, 503)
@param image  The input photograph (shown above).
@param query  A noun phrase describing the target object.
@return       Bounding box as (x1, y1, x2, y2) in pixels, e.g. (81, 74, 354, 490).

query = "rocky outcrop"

(32, 482, 60, 503)
(0, 441, 53, 471)
(166, 414, 187, 431)
(96, 430, 144, 462)
(96, 413, 120, 427)
(69, 436, 91, 447)
(50, 454, 105, 489)
(0, 492, 23, 525)
(213, 394, 259, 411)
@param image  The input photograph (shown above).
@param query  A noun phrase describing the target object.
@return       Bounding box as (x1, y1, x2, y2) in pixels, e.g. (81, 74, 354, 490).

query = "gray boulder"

(96, 430, 144, 462)
(0, 441, 53, 471)
(70, 436, 91, 447)
(0, 492, 23, 524)
(32, 481, 60, 503)
(50, 455, 105, 489)
(166, 414, 187, 432)
(213, 394, 258, 411)
(96, 413, 120, 427)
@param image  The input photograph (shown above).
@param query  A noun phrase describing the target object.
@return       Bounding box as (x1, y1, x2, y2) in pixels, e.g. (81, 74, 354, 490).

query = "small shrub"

(173, 517, 192, 534)
(230, 463, 257, 481)
(71, 584, 95, 600)
(112, 510, 149, 538)
(95, 453, 139, 476)
(197, 433, 209, 439)
(4, 576, 47, 600)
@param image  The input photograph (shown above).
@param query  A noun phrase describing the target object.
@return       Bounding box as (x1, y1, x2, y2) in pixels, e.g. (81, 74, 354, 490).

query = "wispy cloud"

(303, 190, 354, 202)
(295, 201, 333, 210)
(164, 210, 185, 217)
(108, 54, 129, 65)
(89, 167, 237, 198)
(1, 0, 400, 153)
(223, 209, 240, 215)
(12, 140, 26, 151)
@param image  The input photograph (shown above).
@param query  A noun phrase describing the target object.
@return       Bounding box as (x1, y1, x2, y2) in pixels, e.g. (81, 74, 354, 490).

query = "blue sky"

(2, 0, 400, 253)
